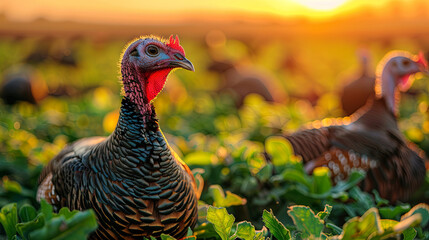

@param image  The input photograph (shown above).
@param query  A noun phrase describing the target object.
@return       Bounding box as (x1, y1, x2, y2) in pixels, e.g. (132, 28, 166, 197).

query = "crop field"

(0, 32, 429, 239)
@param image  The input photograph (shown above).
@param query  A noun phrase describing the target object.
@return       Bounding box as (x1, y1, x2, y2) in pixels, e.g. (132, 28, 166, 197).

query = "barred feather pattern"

(284, 98, 426, 202)
(285, 127, 331, 163)
(37, 97, 198, 239)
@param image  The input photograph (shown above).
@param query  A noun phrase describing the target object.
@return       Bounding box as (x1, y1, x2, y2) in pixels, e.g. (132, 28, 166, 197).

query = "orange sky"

(0, 0, 418, 24)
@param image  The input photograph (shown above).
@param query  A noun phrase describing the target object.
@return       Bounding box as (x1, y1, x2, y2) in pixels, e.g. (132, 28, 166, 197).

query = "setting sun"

(293, 0, 349, 11)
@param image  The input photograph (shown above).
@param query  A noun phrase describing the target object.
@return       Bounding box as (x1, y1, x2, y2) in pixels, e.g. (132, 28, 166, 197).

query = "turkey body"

(286, 98, 426, 202)
(340, 74, 375, 116)
(38, 98, 198, 239)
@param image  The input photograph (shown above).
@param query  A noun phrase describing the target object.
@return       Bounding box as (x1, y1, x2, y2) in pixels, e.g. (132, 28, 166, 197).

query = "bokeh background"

(1, 0, 429, 235)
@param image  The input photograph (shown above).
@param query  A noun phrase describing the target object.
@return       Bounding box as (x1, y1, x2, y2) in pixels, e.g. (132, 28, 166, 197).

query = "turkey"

(208, 60, 280, 107)
(37, 35, 199, 239)
(284, 51, 428, 202)
(0, 65, 49, 105)
(340, 50, 376, 116)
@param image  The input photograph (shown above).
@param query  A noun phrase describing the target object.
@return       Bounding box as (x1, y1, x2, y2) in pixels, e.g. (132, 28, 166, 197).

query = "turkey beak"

(168, 54, 195, 72)
(416, 51, 429, 75)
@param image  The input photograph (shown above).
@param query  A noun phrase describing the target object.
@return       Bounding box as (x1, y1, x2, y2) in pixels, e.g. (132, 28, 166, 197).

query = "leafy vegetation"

(0, 37, 429, 239)
(0, 199, 97, 239)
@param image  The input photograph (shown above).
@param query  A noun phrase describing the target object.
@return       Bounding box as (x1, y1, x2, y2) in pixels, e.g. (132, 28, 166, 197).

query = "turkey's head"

(120, 35, 194, 107)
(375, 51, 428, 115)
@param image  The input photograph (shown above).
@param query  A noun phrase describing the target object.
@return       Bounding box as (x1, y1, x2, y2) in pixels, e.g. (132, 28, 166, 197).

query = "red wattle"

(146, 68, 172, 102)
(398, 74, 413, 92)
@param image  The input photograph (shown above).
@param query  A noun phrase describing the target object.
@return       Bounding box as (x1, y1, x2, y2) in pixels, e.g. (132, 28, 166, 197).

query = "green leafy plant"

(0, 199, 97, 240)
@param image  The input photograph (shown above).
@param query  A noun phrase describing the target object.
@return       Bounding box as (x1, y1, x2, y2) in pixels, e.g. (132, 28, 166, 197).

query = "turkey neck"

(92, 97, 172, 178)
(354, 97, 398, 132)
(121, 64, 154, 118)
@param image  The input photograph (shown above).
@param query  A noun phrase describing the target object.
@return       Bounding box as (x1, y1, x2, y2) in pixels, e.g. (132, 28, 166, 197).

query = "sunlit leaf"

(317, 204, 333, 222)
(209, 185, 247, 207)
(262, 209, 291, 240)
(340, 208, 383, 240)
(235, 221, 256, 240)
(265, 136, 294, 166)
(313, 167, 332, 194)
(0, 203, 18, 239)
(2, 177, 22, 194)
(206, 207, 234, 240)
(288, 205, 324, 239)
(401, 203, 429, 227)
(184, 151, 218, 165)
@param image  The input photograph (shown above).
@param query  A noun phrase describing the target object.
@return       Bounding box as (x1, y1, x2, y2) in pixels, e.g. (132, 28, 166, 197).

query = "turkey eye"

(146, 45, 160, 57)
(130, 49, 139, 57)
(402, 59, 410, 66)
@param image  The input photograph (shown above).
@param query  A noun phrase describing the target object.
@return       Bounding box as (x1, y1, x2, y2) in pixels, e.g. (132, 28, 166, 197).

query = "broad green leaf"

(348, 187, 374, 210)
(39, 199, 53, 221)
(262, 209, 291, 240)
(2, 178, 22, 194)
(403, 227, 417, 240)
(379, 205, 410, 219)
(184, 151, 218, 165)
(369, 215, 422, 240)
(160, 234, 176, 240)
(19, 204, 37, 223)
(287, 205, 324, 239)
(16, 214, 45, 240)
(255, 164, 272, 182)
(235, 221, 255, 240)
(332, 170, 365, 192)
(209, 185, 246, 207)
(341, 208, 382, 240)
(394, 214, 421, 233)
(326, 223, 342, 235)
(317, 204, 333, 222)
(29, 209, 97, 240)
(401, 203, 429, 227)
(206, 207, 234, 240)
(0, 203, 18, 239)
(313, 167, 332, 194)
(246, 147, 266, 175)
(281, 168, 312, 189)
(58, 207, 78, 220)
(193, 222, 219, 239)
(372, 190, 389, 206)
(265, 136, 294, 166)
(254, 227, 268, 240)
(370, 219, 398, 239)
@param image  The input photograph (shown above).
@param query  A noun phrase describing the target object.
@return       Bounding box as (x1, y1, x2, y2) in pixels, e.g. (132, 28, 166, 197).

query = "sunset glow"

(0, 0, 423, 24)
(293, 0, 349, 11)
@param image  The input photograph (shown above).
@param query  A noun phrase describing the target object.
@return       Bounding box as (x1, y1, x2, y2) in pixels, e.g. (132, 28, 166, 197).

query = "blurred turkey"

(25, 37, 78, 66)
(37, 35, 199, 239)
(0, 64, 99, 105)
(208, 60, 280, 107)
(283, 51, 428, 202)
(0, 65, 48, 105)
(0, 38, 81, 105)
(340, 50, 376, 115)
